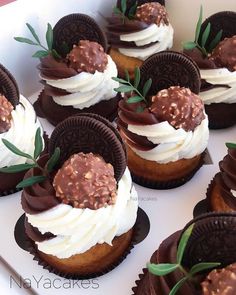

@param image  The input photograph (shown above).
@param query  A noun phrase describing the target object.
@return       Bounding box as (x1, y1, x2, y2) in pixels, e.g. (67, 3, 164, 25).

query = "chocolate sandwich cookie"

(116, 0, 166, 13)
(140, 51, 201, 96)
(0, 63, 19, 108)
(182, 212, 236, 269)
(199, 11, 236, 48)
(49, 114, 126, 181)
(53, 13, 108, 57)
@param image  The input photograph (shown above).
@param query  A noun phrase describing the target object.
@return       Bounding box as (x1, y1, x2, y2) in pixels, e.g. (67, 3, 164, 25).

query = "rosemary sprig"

(0, 128, 60, 189)
(14, 23, 61, 59)
(183, 5, 223, 56)
(113, 0, 138, 23)
(147, 224, 221, 295)
(112, 67, 152, 110)
(226, 142, 236, 149)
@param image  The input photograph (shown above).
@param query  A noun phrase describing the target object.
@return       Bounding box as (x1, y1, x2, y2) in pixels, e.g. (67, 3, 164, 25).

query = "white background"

(0, 0, 236, 294)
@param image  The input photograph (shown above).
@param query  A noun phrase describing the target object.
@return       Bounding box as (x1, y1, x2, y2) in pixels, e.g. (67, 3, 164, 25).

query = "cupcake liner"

(33, 91, 46, 119)
(132, 268, 148, 295)
(209, 119, 236, 130)
(193, 199, 208, 218)
(131, 153, 205, 189)
(0, 132, 49, 198)
(15, 207, 149, 279)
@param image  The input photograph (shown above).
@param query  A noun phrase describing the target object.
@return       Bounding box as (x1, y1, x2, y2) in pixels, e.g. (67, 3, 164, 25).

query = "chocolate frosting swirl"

(21, 155, 60, 215)
(215, 148, 236, 209)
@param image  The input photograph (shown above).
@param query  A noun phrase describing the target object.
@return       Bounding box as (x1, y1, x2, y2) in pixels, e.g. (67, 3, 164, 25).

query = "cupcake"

(116, 51, 209, 189)
(14, 14, 120, 126)
(4, 114, 138, 277)
(0, 64, 43, 196)
(206, 142, 236, 212)
(183, 9, 236, 129)
(133, 212, 236, 294)
(106, 0, 173, 79)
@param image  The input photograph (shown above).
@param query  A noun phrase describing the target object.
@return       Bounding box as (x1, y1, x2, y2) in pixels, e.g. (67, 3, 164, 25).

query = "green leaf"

(32, 50, 49, 58)
(2, 139, 33, 160)
(183, 41, 197, 50)
(136, 106, 144, 113)
(0, 163, 36, 174)
(26, 23, 40, 44)
(46, 147, 60, 172)
(125, 69, 130, 83)
(190, 262, 221, 276)
(14, 37, 38, 45)
(201, 22, 211, 48)
(127, 96, 143, 104)
(147, 263, 179, 276)
(177, 223, 194, 264)
(226, 142, 236, 149)
(121, 0, 127, 14)
(46, 23, 53, 50)
(16, 176, 47, 189)
(112, 77, 129, 84)
(134, 67, 141, 89)
(114, 85, 134, 93)
(142, 78, 152, 98)
(169, 277, 188, 295)
(195, 5, 203, 43)
(61, 42, 70, 55)
(51, 49, 61, 59)
(208, 29, 223, 52)
(113, 6, 122, 15)
(34, 128, 43, 159)
(128, 1, 138, 18)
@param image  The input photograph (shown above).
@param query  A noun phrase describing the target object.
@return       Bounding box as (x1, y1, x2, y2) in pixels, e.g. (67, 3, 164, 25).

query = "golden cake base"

(37, 229, 133, 275)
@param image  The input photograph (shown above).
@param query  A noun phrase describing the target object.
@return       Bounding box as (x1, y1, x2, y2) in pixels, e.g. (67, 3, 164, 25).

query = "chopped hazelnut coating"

(53, 152, 117, 210)
(150, 86, 205, 131)
(0, 94, 13, 134)
(67, 40, 108, 74)
(201, 263, 236, 295)
(210, 35, 236, 72)
(135, 2, 169, 26)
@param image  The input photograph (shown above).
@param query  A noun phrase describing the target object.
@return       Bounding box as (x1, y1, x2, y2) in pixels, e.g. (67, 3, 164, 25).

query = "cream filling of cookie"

(127, 116, 209, 163)
(43, 56, 119, 109)
(118, 23, 173, 60)
(200, 68, 236, 105)
(0, 95, 43, 167)
(26, 168, 138, 259)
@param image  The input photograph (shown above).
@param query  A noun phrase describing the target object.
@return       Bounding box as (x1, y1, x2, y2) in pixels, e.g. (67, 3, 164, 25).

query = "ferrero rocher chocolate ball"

(67, 40, 108, 74)
(210, 35, 236, 72)
(53, 152, 117, 210)
(0, 94, 13, 134)
(201, 263, 236, 295)
(135, 2, 169, 26)
(150, 86, 205, 131)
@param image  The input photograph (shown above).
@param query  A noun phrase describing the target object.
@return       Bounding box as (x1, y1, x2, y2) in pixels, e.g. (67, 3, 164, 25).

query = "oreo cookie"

(181, 212, 236, 269)
(140, 51, 201, 96)
(0, 64, 19, 108)
(116, 0, 165, 13)
(49, 114, 126, 181)
(199, 11, 236, 49)
(53, 14, 108, 57)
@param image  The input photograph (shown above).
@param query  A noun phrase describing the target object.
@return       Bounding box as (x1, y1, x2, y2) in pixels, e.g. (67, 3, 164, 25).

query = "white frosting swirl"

(231, 190, 236, 198)
(0, 96, 43, 168)
(118, 23, 173, 60)
(26, 168, 138, 259)
(43, 56, 119, 109)
(127, 117, 209, 163)
(200, 68, 236, 105)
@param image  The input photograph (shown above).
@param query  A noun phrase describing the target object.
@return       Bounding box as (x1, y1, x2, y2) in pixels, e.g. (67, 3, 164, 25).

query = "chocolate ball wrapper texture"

(15, 207, 149, 279)
(0, 132, 49, 197)
(131, 152, 205, 189)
